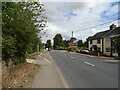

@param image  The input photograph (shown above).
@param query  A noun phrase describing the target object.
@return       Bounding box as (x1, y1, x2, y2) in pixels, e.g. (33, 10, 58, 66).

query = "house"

(88, 24, 120, 56)
(68, 42, 78, 47)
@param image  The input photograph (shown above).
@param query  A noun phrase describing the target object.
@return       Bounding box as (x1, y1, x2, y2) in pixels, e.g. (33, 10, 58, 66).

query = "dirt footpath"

(32, 51, 69, 88)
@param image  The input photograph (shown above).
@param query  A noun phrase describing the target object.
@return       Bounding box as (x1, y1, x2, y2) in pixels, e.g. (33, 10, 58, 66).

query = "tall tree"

(45, 40, 51, 49)
(2, 2, 47, 65)
(62, 40, 69, 48)
(112, 36, 120, 57)
(53, 34, 63, 49)
(77, 40, 83, 47)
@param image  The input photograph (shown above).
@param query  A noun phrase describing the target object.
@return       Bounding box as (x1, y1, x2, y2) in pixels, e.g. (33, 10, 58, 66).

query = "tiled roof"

(102, 27, 120, 38)
(89, 27, 120, 40)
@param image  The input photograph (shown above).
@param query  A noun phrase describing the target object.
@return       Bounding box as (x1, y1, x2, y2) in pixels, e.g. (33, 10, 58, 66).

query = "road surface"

(49, 50, 118, 88)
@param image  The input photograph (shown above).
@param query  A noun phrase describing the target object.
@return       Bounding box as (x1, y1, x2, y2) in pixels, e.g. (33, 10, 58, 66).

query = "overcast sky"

(39, 1, 119, 43)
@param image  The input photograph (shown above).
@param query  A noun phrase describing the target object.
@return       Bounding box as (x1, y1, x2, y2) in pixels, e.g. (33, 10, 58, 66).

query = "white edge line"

(84, 62, 95, 66)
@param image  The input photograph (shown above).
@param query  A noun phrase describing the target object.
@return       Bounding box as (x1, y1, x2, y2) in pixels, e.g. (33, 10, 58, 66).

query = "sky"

(39, 0, 119, 44)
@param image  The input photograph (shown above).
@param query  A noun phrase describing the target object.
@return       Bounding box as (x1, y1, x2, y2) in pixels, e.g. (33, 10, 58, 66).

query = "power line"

(79, 18, 120, 31)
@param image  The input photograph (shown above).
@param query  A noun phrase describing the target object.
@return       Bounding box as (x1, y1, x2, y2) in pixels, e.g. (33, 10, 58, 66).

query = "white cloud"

(40, 2, 119, 43)
(39, 0, 119, 2)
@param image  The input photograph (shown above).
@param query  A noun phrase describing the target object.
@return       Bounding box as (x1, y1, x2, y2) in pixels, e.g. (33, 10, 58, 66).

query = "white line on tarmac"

(70, 57, 74, 59)
(84, 62, 95, 66)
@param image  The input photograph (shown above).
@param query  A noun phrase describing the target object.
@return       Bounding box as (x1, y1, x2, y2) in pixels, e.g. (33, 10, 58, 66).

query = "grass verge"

(2, 63, 40, 88)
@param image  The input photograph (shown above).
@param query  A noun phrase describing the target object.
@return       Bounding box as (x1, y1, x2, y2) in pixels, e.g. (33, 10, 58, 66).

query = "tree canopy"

(2, 2, 47, 65)
(112, 36, 120, 57)
(53, 34, 63, 49)
(45, 39, 51, 49)
(70, 37, 77, 42)
(77, 40, 83, 47)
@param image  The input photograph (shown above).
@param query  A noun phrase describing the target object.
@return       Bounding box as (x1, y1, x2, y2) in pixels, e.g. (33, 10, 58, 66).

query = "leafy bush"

(68, 47, 78, 52)
(2, 2, 46, 65)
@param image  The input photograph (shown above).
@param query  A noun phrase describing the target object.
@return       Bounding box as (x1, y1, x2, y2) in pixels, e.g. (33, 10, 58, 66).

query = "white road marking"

(84, 62, 95, 66)
(59, 51, 67, 52)
(70, 57, 74, 59)
(64, 54, 66, 56)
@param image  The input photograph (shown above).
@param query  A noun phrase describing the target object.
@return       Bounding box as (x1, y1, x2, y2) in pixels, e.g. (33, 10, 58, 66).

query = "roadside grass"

(26, 49, 48, 60)
(26, 52, 37, 60)
(67, 46, 87, 52)
(40, 49, 48, 53)
(2, 62, 40, 88)
(28, 73, 34, 78)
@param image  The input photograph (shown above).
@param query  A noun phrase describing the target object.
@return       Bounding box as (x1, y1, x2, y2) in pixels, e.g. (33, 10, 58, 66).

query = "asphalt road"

(49, 50, 118, 88)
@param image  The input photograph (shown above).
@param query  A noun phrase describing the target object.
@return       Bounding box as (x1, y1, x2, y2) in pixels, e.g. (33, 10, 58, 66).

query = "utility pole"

(37, 41, 39, 52)
(72, 31, 73, 37)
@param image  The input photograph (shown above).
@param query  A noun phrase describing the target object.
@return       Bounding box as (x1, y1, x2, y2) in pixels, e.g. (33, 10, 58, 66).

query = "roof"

(102, 27, 120, 38)
(89, 30, 110, 40)
(89, 26, 120, 40)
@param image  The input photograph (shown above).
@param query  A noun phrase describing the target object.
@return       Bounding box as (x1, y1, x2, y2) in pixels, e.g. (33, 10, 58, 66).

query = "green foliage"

(68, 47, 78, 52)
(62, 40, 69, 48)
(58, 47, 68, 50)
(28, 73, 34, 78)
(83, 41, 88, 48)
(45, 39, 51, 49)
(53, 34, 63, 49)
(77, 40, 83, 47)
(2, 2, 47, 65)
(70, 37, 77, 42)
(27, 37, 43, 54)
(112, 36, 120, 57)
(26, 53, 36, 60)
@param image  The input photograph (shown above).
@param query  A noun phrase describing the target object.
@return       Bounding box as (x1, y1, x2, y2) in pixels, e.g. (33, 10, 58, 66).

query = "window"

(90, 40, 92, 44)
(97, 39, 101, 44)
(106, 37, 111, 43)
(106, 48, 111, 52)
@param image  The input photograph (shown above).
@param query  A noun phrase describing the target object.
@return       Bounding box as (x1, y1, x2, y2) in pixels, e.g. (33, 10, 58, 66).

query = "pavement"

(31, 51, 69, 88)
(49, 50, 118, 88)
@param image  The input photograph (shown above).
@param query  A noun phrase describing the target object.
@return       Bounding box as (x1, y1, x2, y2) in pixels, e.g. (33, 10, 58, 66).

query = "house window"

(97, 39, 101, 44)
(106, 37, 111, 43)
(106, 48, 111, 52)
(90, 40, 92, 44)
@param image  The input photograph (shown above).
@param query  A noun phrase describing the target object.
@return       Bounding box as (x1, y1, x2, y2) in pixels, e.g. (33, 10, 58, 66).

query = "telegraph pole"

(72, 31, 73, 37)
(37, 41, 39, 52)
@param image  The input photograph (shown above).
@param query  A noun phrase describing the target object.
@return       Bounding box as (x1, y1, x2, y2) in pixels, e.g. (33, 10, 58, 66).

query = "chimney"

(110, 24, 116, 30)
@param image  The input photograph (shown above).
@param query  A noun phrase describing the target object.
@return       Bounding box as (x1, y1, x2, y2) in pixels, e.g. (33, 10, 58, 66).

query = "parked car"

(76, 49, 89, 54)
(80, 49, 89, 54)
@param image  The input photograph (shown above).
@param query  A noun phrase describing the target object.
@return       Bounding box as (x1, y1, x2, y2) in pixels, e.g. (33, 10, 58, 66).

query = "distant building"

(69, 31, 78, 47)
(88, 24, 120, 56)
(68, 42, 78, 47)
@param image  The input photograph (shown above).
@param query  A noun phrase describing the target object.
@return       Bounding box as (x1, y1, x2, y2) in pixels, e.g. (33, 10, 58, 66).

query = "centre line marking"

(70, 57, 74, 59)
(84, 62, 95, 66)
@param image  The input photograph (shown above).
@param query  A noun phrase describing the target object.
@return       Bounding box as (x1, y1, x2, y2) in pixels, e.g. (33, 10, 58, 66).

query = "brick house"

(68, 42, 78, 47)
